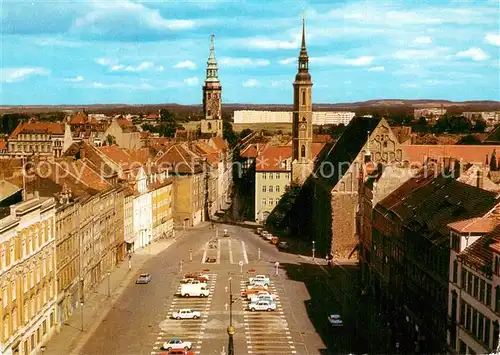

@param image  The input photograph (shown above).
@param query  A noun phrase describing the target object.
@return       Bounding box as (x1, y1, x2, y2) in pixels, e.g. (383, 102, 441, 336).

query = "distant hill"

(1, 99, 499, 117)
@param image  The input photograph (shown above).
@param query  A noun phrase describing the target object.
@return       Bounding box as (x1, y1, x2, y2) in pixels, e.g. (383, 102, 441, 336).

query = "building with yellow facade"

(151, 176, 174, 241)
(0, 194, 57, 355)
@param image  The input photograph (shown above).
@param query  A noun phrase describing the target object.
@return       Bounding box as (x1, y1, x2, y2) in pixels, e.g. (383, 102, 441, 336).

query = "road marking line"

(201, 241, 208, 263)
(242, 241, 249, 264)
(216, 239, 221, 264)
(229, 239, 234, 264)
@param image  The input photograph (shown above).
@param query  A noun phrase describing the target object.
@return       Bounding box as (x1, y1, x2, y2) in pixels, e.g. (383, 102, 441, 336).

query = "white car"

(162, 338, 192, 351)
(328, 314, 343, 327)
(172, 309, 201, 320)
(249, 275, 270, 286)
(246, 282, 268, 290)
(248, 300, 277, 312)
(249, 291, 278, 302)
(186, 279, 207, 286)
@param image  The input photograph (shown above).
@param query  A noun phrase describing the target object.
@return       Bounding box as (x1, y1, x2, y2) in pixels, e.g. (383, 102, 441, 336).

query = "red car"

(160, 350, 194, 355)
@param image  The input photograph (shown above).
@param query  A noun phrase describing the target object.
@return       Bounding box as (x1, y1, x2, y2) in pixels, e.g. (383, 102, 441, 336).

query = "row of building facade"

(233, 110, 356, 126)
(0, 134, 232, 355)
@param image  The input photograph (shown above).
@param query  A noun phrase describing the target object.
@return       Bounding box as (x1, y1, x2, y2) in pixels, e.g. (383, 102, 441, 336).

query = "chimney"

(79, 145, 86, 160)
(477, 169, 484, 189)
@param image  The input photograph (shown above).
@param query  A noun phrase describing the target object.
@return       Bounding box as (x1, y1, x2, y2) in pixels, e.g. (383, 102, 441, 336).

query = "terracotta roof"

(126, 148, 151, 165)
(62, 160, 111, 191)
(377, 174, 500, 245)
(98, 146, 135, 170)
(0, 141, 6, 150)
(256, 145, 292, 172)
(69, 111, 88, 125)
(403, 145, 499, 165)
(458, 225, 500, 272)
(117, 117, 133, 128)
(146, 113, 159, 119)
(154, 144, 203, 174)
(456, 164, 499, 192)
(448, 216, 498, 234)
(313, 134, 331, 143)
(9, 121, 64, 139)
(211, 136, 228, 151)
(240, 144, 258, 158)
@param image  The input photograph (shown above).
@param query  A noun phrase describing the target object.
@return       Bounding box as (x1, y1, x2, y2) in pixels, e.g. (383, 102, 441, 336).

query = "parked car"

(248, 291, 278, 302)
(241, 286, 268, 297)
(248, 300, 277, 312)
(160, 349, 194, 355)
(249, 280, 268, 288)
(136, 273, 151, 284)
(182, 272, 209, 283)
(265, 234, 274, 242)
(162, 338, 192, 351)
(249, 275, 270, 286)
(180, 283, 210, 297)
(328, 314, 343, 327)
(256, 228, 263, 235)
(277, 241, 289, 250)
(261, 231, 269, 238)
(172, 309, 201, 320)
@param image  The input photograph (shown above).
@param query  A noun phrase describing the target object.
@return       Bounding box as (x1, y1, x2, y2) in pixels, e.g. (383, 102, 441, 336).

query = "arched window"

(301, 145, 306, 158)
(207, 122, 212, 130)
(207, 110, 211, 117)
(302, 90, 306, 105)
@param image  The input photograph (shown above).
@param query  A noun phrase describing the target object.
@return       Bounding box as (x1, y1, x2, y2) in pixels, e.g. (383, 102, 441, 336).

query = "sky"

(1, 0, 499, 105)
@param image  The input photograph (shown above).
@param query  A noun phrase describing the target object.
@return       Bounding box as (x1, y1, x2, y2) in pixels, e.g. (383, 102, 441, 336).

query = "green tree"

(456, 134, 482, 145)
(239, 128, 253, 139)
(157, 109, 181, 137)
(1, 113, 28, 134)
(474, 119, 487, 132)
(490, 151, 497, 171)
(223, 120, 237, 147)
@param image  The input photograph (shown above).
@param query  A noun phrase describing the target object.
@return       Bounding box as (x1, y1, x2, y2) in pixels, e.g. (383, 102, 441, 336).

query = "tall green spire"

(206, 34, 219, 82)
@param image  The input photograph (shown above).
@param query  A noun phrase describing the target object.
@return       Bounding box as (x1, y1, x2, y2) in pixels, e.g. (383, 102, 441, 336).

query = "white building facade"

(233, 110, 355, 126)
(132, 168, 153, 250)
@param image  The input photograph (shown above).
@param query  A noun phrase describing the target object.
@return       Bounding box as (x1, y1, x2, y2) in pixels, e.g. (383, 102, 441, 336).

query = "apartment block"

(447, 216, 500, 354)
(0, 195, 57, 355)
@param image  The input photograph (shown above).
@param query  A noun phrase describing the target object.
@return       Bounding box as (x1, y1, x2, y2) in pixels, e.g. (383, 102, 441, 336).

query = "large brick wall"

(331, 192, 359, 259)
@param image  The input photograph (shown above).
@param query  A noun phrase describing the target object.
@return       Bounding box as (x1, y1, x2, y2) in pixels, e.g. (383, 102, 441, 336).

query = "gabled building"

(155, 144, 205, 227)
(5, 121, 73, 159)
(104, 117, 142, 150)
(68, 111, 107, 147)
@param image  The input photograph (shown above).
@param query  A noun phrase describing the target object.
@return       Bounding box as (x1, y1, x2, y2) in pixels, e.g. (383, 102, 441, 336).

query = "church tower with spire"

(291, 17, 314, 185)
(201, 35, 223, 137)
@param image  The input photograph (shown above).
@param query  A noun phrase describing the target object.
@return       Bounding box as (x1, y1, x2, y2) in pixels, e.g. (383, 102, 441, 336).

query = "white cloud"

(36, 37, 86, 48)
(485, 33, 500, 46)
(1, 67, 50, 83)
(245, 38, 299, 50)
(270, 80, 289, 87)
(413, 36, 432, 45)
(64, 76, 84, 82)
(278, 57, 297, 65)
(72, 1, 196, 35)
(393, 47, 450, 60)
(242, 79, 260, 87)
(96, 57, 116, 66)
(184, 77, 199, 86)
(367, 66, 385, 72)
(97, 58, 162, 72)
(219, 57, 270, 67)
(91, 81, 154, 90)
(110, 61, 155, 72)
(174, 60, 197, 70)
(456, 47, 490, 61)
(309, 55, 374, 66)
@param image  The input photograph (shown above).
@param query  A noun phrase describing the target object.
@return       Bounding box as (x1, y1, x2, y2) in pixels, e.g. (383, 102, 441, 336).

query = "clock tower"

(201, 35, 223, 137)
(292, 17, 313, 185)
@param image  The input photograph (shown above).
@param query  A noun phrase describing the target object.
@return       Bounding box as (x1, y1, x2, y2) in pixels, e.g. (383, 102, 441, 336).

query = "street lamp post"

(189, 248, 193, 262)
(107, 272, 111, 297)
(258, 248, 261, 260)
(312, 241, 316, 260)
(227, 277, 235, 355)
(80, 301, 84, 331)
